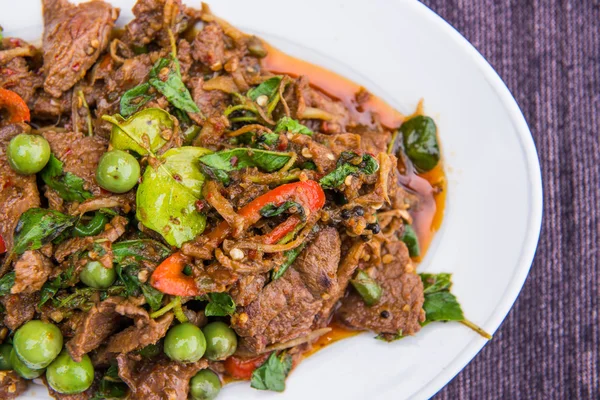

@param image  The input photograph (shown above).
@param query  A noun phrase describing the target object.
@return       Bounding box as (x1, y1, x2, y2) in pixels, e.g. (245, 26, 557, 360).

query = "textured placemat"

(418, 1, 600, 399)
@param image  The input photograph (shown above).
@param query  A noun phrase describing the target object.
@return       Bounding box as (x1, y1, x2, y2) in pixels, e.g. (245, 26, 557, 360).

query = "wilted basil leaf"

(247, 76, 281, 101)
(149, 57, 200, 114)
(273, 117, 313, 136)
(120, 82, 155, 117)
(420, 273, 452, 295)
(271, 243, 306, 281)
(401, 224, 420, 257)
(251, 352, 293, 392)
(13, 208, 77, 255)
(136, 147, 211, 247)
(103, 108, 174, 156)
(260, 201, 303, 218)
(420, 273, 464, 325)
(399, 115, 440, 172)
(199, 148, 291, 173)
(0, 272, 15, 296)
(319, 152, 379, 189)
(40, 155, 93, 202)
(204, 293, 236, 317)
(141, 284, 164, 311)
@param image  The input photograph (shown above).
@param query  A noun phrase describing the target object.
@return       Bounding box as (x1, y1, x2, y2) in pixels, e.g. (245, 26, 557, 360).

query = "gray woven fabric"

(419, 1, 600, 399)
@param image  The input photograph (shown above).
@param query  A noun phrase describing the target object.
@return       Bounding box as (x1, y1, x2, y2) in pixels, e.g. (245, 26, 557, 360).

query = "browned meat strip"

(230, 274, 267, 307)
(117, 354, 208, 400)
(42, 131, 107, 196)
(1, 293, 38, 330)
(42, 0, 118, 97)
(189, 77, 230, 118)
(66, 297, 125, 362)
(0, 124, 40, 253)
(232, 228, 341, 353)
(0, 39, 43, 105)
(356, 129, 392, 155)
(0, 371, 28, 399)
(289, 134, 336, 174)
(337, 240, 425, 338)
(123, 0, 189, 47)
(192, 23, 225, 71)
(11, 250, 53, 294)
(105, 306, 173, 354)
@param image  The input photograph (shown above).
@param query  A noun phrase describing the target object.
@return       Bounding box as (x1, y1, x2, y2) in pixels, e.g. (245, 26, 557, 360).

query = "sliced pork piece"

(117, 354, 207, 400)
(336, 240, 425, 339)
(42, 0, 118, 97)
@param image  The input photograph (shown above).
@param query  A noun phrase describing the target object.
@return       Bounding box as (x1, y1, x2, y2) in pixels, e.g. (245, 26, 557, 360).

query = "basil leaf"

(0, 272, 15, 296)
(399, 115, 440, 172)
(251, 352, 293, 392)
(247, 76, 281, 101)
(93, 365, 128, 400)
(257, 132, 280, 147)
(319, 152, 379, 189)
(39, 264, 78, 307)
(401, 224, 420, 257)
(115, 264, 142, 297)
(260, 201, 303, 218)
(420, 272, 452, 295)
(112, 240, 171, 265)
(204, 293, 236, 317)
(274, 117, 313, 136)
(350, 270, 383, 306)
(120, 83, 155, 117)
(199, 148, 291, 173)
(103, 108, 174, 156)
(149, 56, 200, 113)
(136, 343, 161, 359)
(419, 273, 464, 325)
(136, 147, 211, 247)
(271, 243, 306, 281)
(40, 155, 93, 202)
(141, 284, 164, 311)
(200, 164, 231, 186)
(13, 208, 77, 255)
(375, 330, 404, 342)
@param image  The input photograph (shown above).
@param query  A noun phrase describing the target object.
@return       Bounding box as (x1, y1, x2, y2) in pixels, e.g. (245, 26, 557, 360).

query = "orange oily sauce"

(261, 44, 447, 352)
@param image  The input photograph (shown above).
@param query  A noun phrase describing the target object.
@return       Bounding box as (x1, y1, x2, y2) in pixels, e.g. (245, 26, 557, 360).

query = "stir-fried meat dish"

(0, 1, 486, 399)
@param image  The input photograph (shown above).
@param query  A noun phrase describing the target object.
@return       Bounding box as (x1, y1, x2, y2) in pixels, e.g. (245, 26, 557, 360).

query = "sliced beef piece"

(354, 128, 392, 155)
(104, 53, 154, 93)
(0, 371, 28, 399)
(0, 124, 40, 253)
(11, 250, 53, 294)
(42, 0, 118, 97)
(67, 296, 174, 362)
(0, 45, 43, 105)
(66, 297, 124, 362)
(315, 133, 362, 158)
(192, 115, 229, 150)
(123, 0, 189, 48)
(229, 274, 267, 307)
(42, 130, 107, 196)
(192, 23, 225, 71)
(292, 227, 341, 298)
(1, 293, 38, 330)
(117, 354, 208, 400)
(189, 77, 230, 118)
(337, 240, 425, 338)
(231, 228, 341, 353)
(30, 91, 71, 120)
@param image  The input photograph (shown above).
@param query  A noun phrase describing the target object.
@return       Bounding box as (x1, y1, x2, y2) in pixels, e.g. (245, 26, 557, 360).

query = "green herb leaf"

(13, 208, 77, 255)
(351, 270, 383, 306)
(93, 365, 128, 400)
(136, 147, 211, 247)
(120, 83, 155, 117)
(257, 132, 280, 147)
(251, 352, 293, 392)
(375, 330, 404, 342)
(260, 201, 303, 218)
(141, 284, 164, 311)
(0, 272, 15, 296)
(247, 76, 281, 101)
(420, 273, 452, 295)
(103, 108, 174, 156)
(271, 243, 306, 280)
(319, 152, 379, 189)
(204, 292, 236, 317)
(136, 343, 161, 359)
(39, 264, 77, 307)
(419, 273, 464, 325)
(149, 57, 200, 113)
(112, 240, 171, 265)
(401, 224, 420, 257)
(199, 148, 291, 173)
(273, 117, 313, 136)
(40, 155, 93, 202)
(399, 115, 440, 172)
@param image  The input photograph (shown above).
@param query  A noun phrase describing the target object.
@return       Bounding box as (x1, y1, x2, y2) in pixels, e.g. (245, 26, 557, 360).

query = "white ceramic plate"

(4, 0, 542, 399)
